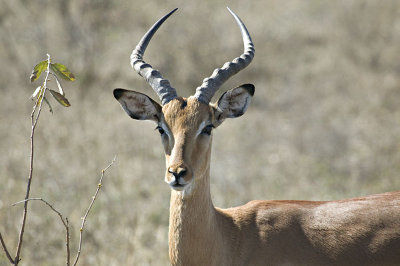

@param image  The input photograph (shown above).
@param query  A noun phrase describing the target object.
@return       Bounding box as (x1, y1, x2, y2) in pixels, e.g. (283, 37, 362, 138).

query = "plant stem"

(14, 54, 51, 265)
(0, 233, 14, 264)
(12, 197, 70, 266)
(72, 156, 116, 266)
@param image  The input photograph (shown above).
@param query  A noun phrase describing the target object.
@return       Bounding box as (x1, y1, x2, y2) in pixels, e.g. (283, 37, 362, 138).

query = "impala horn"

(130, 8, 178, 105)
(193, 7, 255, 104)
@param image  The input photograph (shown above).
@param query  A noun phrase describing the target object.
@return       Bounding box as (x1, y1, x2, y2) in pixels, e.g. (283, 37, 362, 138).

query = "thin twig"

(66, 218, 70, 266)
(72, 156, 116, 266)
(12, 197, 70, 265)
(14, 53, 52, 265)
(0, 232, 15, 264)
(12, 198, 68, 228)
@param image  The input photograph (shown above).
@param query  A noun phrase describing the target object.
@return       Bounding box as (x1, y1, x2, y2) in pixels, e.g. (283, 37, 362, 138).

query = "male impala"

(114, 8, 400, 266)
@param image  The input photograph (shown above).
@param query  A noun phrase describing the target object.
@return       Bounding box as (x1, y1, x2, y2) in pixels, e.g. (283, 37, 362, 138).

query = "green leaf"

(49, 89, 71, 107)
(30, 60, 48, 82)
(50, 63, 75, 81)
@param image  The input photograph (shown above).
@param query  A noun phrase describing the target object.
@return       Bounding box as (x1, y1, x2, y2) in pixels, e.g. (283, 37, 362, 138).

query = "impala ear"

(213, 84, 255, 125)
(113, 89, 162, 122)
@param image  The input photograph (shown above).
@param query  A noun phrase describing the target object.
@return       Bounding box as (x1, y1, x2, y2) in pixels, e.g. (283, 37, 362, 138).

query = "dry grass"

(1, 0, 400, 265)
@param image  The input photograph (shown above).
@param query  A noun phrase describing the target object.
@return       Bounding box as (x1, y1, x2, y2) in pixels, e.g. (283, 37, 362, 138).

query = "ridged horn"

(130, 8, 178, 105)
(193, 7, 255, 104)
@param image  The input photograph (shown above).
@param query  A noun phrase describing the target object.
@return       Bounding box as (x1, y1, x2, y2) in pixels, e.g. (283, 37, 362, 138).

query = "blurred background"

(1, 0, 400, 265)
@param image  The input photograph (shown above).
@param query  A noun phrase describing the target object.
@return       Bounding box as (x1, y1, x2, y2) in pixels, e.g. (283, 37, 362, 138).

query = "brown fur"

(115, 91, 400, 265)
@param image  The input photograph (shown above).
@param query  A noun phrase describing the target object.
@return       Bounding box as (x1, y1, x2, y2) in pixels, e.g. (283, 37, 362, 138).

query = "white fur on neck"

(174, 179, 195, 199)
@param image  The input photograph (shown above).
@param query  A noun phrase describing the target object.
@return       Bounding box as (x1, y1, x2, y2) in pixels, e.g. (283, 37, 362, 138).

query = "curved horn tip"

(164, 8, 178, 18)
(165, 8, 178, 18)
(226, 7, 236, 16)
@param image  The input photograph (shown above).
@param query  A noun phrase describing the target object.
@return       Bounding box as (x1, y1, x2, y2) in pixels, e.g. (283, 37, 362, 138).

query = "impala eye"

(155, 126, 165, 135)
(201, 125, 214, 136)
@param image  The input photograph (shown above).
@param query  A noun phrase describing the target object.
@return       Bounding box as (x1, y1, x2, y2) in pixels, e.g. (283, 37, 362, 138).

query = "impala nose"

(168, 167, 188, 181)
(167, 164, 191, 189)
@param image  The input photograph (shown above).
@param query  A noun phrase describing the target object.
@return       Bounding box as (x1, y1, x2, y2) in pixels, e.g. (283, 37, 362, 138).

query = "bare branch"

(66, 218, 70, 266)
(12, 197, 70, 265)
(72, 156, 116, 266)
(0, 232, 15, 264)
(12, 198, 68, 228)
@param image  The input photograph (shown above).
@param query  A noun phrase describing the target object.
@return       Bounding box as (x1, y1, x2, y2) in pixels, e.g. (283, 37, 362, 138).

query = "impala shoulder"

(220, 200, 320, 228)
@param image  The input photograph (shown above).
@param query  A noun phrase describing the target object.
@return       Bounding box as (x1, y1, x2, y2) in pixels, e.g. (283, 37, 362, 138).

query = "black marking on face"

(181, 99, 187, 109)
(201, 124, 214, 136)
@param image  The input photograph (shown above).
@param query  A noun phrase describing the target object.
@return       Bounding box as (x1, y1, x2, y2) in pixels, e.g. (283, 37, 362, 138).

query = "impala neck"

(168, 166, 220, 265)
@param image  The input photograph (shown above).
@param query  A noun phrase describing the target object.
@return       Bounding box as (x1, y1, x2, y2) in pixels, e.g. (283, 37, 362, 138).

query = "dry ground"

(1, 0, 400, 265)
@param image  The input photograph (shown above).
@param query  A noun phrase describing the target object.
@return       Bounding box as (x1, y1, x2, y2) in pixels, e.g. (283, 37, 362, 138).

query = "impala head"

(114, 8, 255, 193)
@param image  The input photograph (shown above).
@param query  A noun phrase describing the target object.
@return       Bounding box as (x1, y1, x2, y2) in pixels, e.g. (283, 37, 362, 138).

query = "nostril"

(178, 169, 187, 178)
(168, 167, 187, 180)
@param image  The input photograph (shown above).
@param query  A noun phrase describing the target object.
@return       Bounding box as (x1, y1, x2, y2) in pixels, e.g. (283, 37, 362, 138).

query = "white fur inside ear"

(217, 86, 253, 120)
(115, 90, 161, 121)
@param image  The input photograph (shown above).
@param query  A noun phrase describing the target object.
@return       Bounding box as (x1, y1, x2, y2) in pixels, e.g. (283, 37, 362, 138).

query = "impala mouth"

(167, 179, 188, 191)
(171, 183, 185, 191)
